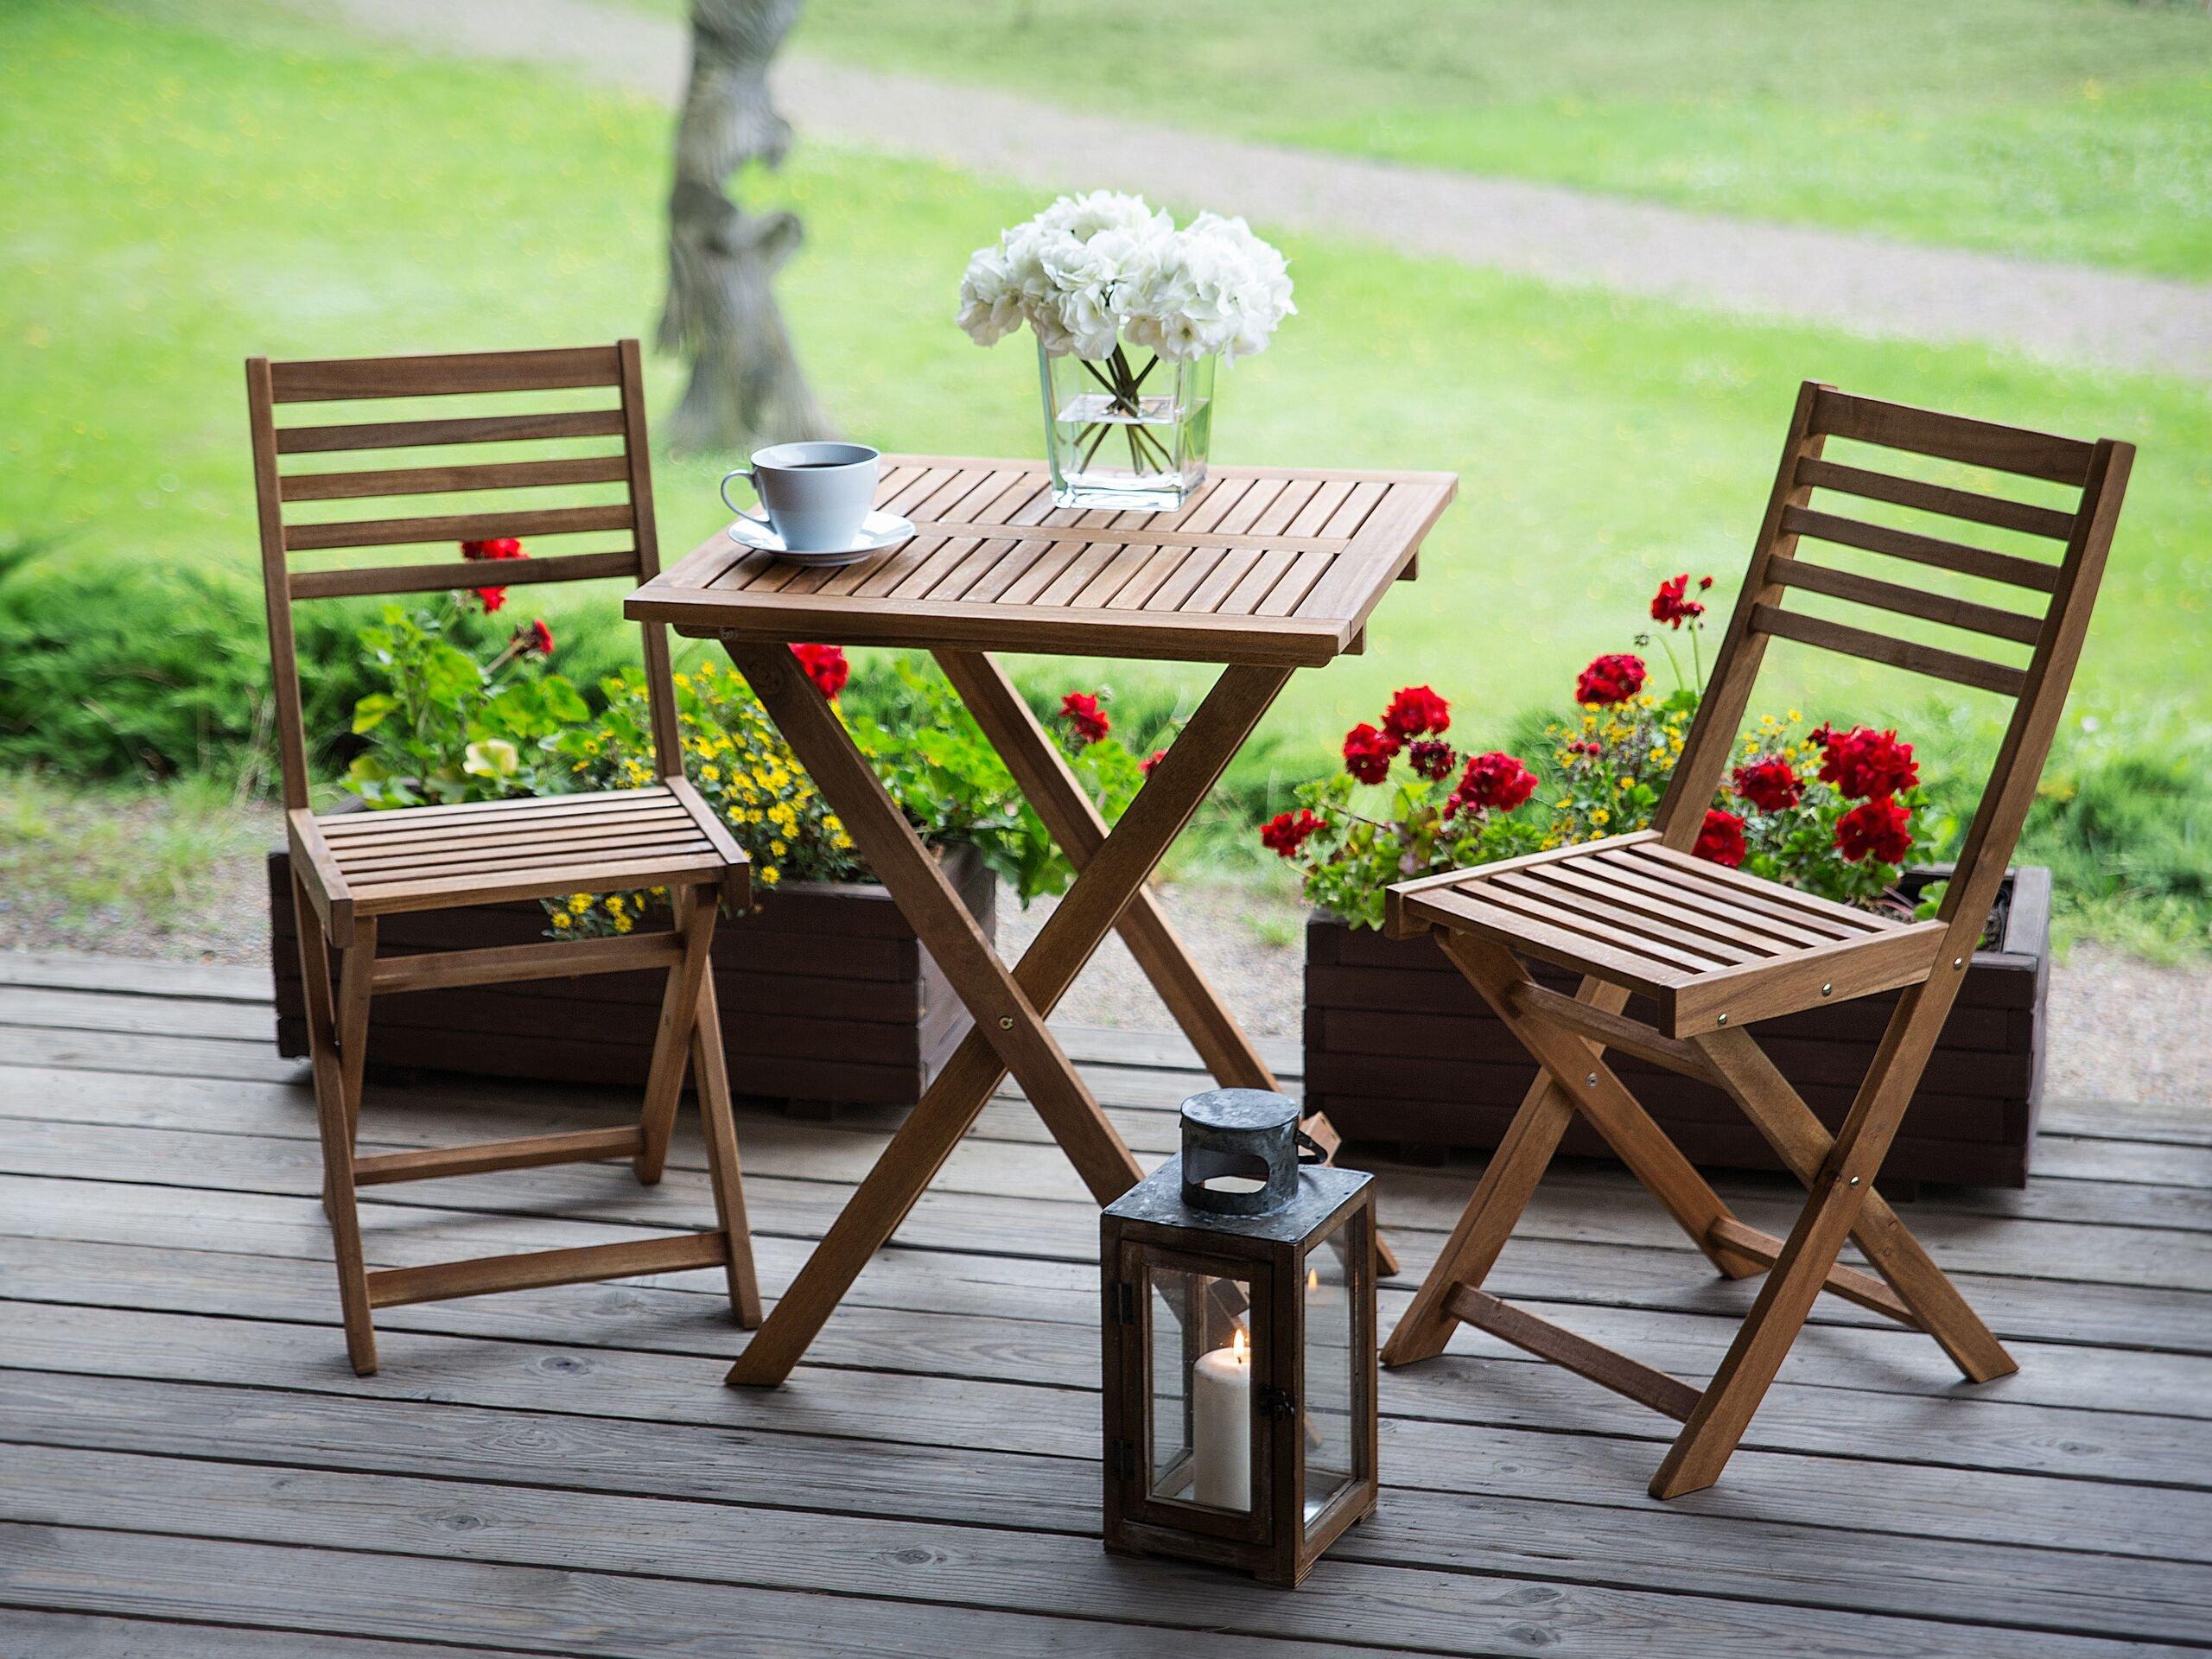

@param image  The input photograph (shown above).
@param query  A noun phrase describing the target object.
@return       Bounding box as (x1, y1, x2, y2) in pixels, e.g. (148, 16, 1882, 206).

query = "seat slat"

(279, 454, 632, 502)
(1577, 853, 1847, 950)
(1471, 880, 1738, 973)
(273, 407, 627, 455)
(1408, 886, 1691, 1005)
(349, 850, 727, 915)
(1493, 869, 1767, 966)
(284, 502, 634, 553)
(1781, 505, 2061, 594)
(322, 804, 696, 855)
(337, 823, 711, 878)
(1809, 386, 2095, 486)
(1794, 456, 2077, 541)
(1751, 602, 2029, 697)
(289, 549, 639, 601)
(1624, 843, 1896, 935)
(1768, 554, 2045, 646)
(1514, 861, 1796, 960)
(269, 345, 622, 404)
(317, 786, 672, 834)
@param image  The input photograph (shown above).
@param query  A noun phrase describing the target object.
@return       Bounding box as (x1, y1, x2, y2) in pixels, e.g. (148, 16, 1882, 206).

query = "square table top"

(626, 455, 1457, 666)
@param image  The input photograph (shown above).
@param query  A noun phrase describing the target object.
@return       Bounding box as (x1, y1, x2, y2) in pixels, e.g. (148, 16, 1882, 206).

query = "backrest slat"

(1793, 457, 2075, 542)
(1809, 386, 2094, 486)
(1779, 505, 2060, 593)
(249, 340, 682, 811)
(1749, 603, 2028, 698)
(267, 345, 623, 404)
(276, 408, 628, 454)
(281, 455, 633, 503)
(1765, 554, 2044, 645)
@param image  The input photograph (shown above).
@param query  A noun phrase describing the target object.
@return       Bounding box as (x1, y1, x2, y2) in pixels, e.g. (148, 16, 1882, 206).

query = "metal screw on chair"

(1848, 1176, 1862, 1186)
(1954, 957, 1966, 969)
(1586, 1073, 1598, 1087)
(998, 1015, 1014, 1029)
(1821, 982, 1834, 996)
(1715, 1014, 1728, 1026)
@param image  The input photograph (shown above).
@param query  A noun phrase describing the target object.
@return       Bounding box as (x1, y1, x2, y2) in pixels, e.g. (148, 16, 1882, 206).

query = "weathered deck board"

(0, 956, 2208, 1655)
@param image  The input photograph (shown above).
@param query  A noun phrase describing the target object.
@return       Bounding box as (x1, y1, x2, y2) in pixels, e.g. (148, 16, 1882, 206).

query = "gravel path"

(295, 0, 2212, 379)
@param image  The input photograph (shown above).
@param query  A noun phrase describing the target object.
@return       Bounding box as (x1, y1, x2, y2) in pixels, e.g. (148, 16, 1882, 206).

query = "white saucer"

(726, 511, 916, 568)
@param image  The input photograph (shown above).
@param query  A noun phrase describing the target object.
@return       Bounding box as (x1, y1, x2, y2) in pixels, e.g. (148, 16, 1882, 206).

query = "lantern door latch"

(1108, 1281, 1138, 1325)
(1257, 1386, 1299, 1421)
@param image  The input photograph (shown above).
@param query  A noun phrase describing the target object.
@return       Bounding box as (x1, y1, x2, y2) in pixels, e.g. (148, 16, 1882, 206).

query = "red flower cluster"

(1342, 721, 1400, 785)
(1060, 690, 1110, 746)
(1731, 754, 1801, 813)
(1694, 806, 1748, 868)
(1574, 652, 1647, 706)
(791, 643, 849, 701)
(1450, 750, 1538, 817)
(1140, 749, 1166, 778)
(516, 619, 555, 658)
(1382, 684, 1450, 742)
(1260, 810, 1325, 859)
(1407, 738, 1457, 781)
(1649, 574, 1711, 630)
(460, 536, 527, 613)
(1835, 796, 1912, 864)
(1813, 724, 1917, 799)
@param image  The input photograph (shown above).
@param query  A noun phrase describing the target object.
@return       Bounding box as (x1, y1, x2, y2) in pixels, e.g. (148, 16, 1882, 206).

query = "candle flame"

(1230, 1326, 1249, 1362)
(1306, 1267, 1320, 1293)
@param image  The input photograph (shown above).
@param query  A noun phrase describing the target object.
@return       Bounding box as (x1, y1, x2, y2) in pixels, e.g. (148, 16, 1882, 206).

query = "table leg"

(935, 648, 1402, 1276)
(721, 640, 1289, 1387)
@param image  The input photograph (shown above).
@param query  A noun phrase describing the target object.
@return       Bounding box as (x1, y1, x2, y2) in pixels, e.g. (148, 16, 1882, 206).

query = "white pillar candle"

(1191, 1326, 1251, 1510)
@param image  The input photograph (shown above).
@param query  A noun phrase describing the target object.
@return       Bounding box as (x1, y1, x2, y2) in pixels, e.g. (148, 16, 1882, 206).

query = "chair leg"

(1651, 984, 1954, 1499)
(293, 874, 378, 1376)
(691, 963, 763, 1327)
(338, 917, 377, 1150)
(635, 886, 718, 1186)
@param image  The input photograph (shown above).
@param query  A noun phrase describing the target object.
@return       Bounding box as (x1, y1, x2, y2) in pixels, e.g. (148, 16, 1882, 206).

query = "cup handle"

(720, 467, 773, 531)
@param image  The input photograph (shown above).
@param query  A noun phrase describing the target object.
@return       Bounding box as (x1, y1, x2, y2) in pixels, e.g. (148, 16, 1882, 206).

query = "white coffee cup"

(721, 442, 881, 552)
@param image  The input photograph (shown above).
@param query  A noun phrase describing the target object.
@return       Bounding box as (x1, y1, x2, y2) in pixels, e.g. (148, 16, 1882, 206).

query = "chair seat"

(1389, 831, 1946, 1038)
(293, 784, 741, 920)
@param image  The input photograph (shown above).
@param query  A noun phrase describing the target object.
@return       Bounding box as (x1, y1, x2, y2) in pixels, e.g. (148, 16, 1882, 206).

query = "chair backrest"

(245, 340, 682, 812)
(1654, 380, 2133, 946)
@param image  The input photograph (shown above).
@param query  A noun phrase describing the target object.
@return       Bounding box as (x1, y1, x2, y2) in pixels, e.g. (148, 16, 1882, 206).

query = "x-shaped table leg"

(721, 639, 1292, 1387)
(933, 650, 1401, 1277)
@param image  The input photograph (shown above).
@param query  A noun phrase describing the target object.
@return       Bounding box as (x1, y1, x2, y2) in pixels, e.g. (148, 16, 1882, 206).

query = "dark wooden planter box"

(268, 843, 994, 1112)
(1303, 867, 2050, 1188)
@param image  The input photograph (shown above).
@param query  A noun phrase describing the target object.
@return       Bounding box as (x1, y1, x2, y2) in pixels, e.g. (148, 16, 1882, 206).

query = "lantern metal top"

(1178, 1088, 1304, 1216)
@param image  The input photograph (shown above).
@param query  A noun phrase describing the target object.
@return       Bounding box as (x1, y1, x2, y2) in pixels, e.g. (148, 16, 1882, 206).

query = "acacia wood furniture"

(627, 456, 1457, 1385)
(1380, 381, 2132, 1497)
(248, 340, 760, 1375)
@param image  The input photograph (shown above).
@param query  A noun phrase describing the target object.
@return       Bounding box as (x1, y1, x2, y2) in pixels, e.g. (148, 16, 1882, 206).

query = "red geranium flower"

(1060, 690, 1110, 746)
(1341, 721, 1400, 785)
(461, 536, 527, 613)
(1408, 738, 1457, 781)
(1574, 652, 1647, 706)
(516, 619, 555, 658)
(1694, 806, 1748, 868)
(1140, 749, 1166, 778)
(1382, 684, 1450, 742)
(1259, 809, 1325, 859)
(790, 643, 849, 700)
(1449, 750, 1538, 817)
(1731, 754, 1802, 813)
(1815, 725, 1918, 800)
(1835, 796, 1913, 864)
(1650, 574, 1707, 630)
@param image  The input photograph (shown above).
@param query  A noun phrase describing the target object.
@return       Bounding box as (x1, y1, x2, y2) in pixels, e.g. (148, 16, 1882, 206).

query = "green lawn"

(3, 1, 2207, 947)
(623, 0, 2212, 279)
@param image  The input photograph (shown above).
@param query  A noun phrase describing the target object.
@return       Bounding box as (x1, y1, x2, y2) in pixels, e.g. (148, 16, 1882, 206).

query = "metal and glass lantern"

(1100, 1089, 1377, 1586)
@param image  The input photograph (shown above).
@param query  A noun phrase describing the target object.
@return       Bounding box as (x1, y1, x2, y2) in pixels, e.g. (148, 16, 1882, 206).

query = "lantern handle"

(1294, 1128, 1329, 1166)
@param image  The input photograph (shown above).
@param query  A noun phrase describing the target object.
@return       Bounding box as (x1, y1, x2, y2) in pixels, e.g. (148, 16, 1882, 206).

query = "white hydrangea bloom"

(957, 192, 1293, 363)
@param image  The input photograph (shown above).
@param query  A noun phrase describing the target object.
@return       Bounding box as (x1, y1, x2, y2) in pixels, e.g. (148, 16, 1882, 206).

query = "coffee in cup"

(721, 442, 881, 552)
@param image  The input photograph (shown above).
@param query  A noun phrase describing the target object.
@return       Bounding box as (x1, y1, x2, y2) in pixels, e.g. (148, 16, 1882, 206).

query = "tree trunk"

(658, 0, 833, 453)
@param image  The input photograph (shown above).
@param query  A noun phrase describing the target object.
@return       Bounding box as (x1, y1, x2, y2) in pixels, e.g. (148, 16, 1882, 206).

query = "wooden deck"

(2, 949, 2209, 1656)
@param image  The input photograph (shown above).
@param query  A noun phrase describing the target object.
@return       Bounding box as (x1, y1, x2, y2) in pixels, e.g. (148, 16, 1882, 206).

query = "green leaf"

(464, 738, 521, 779)
(349, 693, 397, 734)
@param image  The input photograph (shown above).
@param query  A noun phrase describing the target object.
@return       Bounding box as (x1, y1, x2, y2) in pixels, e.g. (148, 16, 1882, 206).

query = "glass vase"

(1039, 340, 1213, 512)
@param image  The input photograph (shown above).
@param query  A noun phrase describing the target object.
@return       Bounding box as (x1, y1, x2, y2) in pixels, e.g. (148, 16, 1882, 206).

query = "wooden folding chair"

(1380, 381, 2133, 1496)
(247, 340, 761, 1376)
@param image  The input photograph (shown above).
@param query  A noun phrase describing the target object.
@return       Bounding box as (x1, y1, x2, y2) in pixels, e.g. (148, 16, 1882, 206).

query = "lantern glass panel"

(1301, 1212, 1364, 1526)
(1146, 1266, 1255, 1514)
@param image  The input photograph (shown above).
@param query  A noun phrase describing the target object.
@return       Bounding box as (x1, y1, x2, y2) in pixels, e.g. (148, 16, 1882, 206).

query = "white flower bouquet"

(957, 192, 1295, 507)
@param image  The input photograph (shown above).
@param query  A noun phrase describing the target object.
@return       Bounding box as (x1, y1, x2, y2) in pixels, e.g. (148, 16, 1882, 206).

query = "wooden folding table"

(627, 455, 1456, 1386)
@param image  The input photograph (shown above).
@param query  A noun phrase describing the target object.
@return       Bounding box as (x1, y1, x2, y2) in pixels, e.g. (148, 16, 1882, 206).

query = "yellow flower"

(1788, 709, 1802, 722)
(769, 839, 786, 856)
(613, 912, 634, 934)
(607, 894, 626, 916)
(760, 866, 781, 886)
(1616, 776, 1631, 791)
(566, 894, 591, 915)
(1591, 808, 1611, 826)
(551, 912, 571, 929)
(701, 765, 720, 783)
